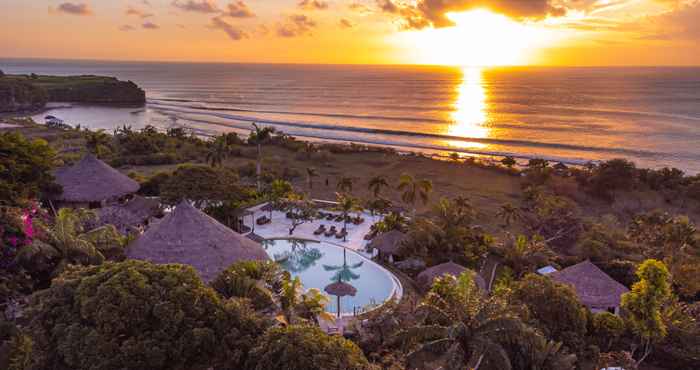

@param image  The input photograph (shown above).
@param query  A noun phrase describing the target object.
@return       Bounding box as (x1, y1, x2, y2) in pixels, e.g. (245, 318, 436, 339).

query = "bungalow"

(549, 260, 629, 315)
(367, 229, 406, 262)
(51, 154, 139, 209)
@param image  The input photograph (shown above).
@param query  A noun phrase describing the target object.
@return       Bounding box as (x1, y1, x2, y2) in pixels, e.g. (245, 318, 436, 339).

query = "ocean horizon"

(3, 58, 700, 173)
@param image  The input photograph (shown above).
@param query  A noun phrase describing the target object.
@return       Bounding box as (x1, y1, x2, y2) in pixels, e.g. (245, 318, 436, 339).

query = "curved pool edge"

(261, 236, 404, 318)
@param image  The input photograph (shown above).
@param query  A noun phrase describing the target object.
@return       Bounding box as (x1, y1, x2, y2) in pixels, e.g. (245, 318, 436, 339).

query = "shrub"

(245, 325, 371, 370)
(22, 260, 267, 370)
(138, 171, 172, 197)
(211, 260, 284, 310)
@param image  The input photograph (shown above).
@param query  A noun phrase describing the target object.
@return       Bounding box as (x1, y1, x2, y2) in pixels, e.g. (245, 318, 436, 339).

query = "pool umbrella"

(324, 280, 357, 318)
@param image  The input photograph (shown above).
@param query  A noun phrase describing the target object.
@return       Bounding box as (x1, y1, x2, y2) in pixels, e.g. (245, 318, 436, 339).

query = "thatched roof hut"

(549, 260, 629, 310)
(416, 261, 486, 291)
(127, 201, 269, 282)
(53, 154, 139, 203)
(368, 230, 406, 258)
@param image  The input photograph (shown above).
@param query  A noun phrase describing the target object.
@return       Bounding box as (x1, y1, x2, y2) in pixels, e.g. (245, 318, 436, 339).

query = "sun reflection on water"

(446, 67, 490, 149)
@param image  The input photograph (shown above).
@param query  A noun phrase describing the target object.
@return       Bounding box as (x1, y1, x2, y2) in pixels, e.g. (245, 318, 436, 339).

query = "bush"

(211, 260, 284, 310)
(0, 132, 59, 206)
(245, 325, 371, 370)
(109, 153, 178, 167)
(22, 260, 267, 370)
(138, 171, 172, 197)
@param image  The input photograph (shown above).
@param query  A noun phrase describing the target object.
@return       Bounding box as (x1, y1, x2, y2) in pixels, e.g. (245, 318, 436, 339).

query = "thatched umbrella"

(324, 280, 357, 318)
(416, 261, 486, 291)
(53, 154, 139, 204)
(127, 200, 269, 282)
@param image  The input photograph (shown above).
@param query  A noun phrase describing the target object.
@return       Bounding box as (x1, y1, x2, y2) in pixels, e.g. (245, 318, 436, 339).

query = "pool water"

(262, 238, 397, 315)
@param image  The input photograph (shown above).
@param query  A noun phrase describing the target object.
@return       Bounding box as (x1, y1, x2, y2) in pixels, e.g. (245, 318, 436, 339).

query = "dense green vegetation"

(1, 120, 699, 370)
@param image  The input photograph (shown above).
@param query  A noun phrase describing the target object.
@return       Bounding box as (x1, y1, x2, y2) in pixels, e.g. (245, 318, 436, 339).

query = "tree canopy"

(0, 132, 59, 206)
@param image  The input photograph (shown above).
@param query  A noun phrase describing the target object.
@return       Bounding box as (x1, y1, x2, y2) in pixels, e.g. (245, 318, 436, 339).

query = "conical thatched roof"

(368, 230, 406, 256)
(54, 154, 139, 202)
(127, 201, 269, 282)
(324, 281, 357, 297)
(416, 261, 486, 291)
(549, 260, 629, 307)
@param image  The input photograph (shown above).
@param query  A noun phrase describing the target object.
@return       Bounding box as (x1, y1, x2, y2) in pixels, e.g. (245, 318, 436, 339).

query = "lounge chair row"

(316, 212, 365, 225)
(313, 224, 348, 239)
(256, 215, 271, 225)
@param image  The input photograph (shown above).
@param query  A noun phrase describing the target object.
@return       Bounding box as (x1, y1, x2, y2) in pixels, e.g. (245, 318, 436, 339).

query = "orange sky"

(1, 0, 699, 65)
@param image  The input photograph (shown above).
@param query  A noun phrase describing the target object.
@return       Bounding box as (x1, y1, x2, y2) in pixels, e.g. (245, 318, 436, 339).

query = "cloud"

(126, 6, 154, 18)
(52, 2, 92, 16)
(223, 1, 255, 17)
(639, 1, 700, 40)
(210, 16, 249, 40)
(339, 18, 354, 28)
(142, 21, 160, 29)
(349, 2, 373, 14)
(376, 0, 568, 29)
(172, 0, 219, 13)
(119, 25, 135, 31)
(277, 14, 317, 37)
(298, 0, 329, 10)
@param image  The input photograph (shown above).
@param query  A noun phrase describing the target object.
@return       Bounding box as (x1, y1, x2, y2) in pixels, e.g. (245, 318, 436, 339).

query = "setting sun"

(398, 9, 554, 66)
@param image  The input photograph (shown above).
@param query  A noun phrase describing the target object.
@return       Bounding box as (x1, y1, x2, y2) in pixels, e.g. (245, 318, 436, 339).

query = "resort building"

(549, 260, 629, 315)
(126, 200, 269, 282)
(416, 261, 486, 291)
(367, 230, 406, 262)
(88, 195, 162, 234)
(52, 154, 139, 209)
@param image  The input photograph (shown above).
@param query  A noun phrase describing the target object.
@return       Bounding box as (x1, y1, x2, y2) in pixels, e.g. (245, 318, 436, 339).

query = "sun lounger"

(313, 225, 326, 235)
(326, 214, 335, 221)
(324, 226, 337, 237)
(336, 228, 348, 239)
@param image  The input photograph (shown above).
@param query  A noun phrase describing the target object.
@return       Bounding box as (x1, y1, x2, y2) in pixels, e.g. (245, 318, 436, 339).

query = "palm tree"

(497, 203, 523, 227)
(85, 129, 111, 156)
(397, 173, 433, 216)
(306, 167, 319, 195)
(17, 208, 125, 277)
(267, 179, 293, 219)
(368, 175, 389, 199)
(279, 275, 334, 325)
(249, 123, 275, 191)
(205, 135, 231, 167)
(392, 272, 523, 370)
(336, 192, 361, 242)
(336, 176, 354, 194)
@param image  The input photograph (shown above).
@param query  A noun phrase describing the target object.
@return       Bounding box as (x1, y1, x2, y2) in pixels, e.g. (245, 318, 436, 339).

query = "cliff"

(0, 73, 145, 112)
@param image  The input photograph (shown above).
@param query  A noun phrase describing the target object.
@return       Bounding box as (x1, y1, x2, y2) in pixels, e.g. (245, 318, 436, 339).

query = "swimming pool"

(262, 238, 400, 316)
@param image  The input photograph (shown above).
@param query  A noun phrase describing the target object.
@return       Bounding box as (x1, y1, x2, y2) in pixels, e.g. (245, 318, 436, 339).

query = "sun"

(397, 9, 554, 66)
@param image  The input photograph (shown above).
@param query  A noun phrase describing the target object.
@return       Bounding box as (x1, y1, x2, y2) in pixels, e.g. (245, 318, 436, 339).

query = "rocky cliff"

(0, 73, 145, 112)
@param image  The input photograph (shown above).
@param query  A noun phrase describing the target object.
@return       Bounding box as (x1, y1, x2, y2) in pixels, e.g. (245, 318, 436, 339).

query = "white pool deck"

(243, 203, 381, 256)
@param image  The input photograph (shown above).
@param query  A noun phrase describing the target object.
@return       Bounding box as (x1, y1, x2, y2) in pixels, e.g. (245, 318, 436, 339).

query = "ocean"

(2, 59, 700, 173)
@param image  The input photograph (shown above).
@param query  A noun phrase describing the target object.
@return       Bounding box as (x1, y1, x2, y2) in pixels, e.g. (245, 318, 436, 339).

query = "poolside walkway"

(243, 203, 381, 255)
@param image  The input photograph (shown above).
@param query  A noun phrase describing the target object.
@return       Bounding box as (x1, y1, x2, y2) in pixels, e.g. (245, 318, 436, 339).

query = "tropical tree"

(85, 129, 111, 156)
(497, 203, 523, 227)
(397, 173, 432, 215)
(499, 235, 555, 277)
(621, 259, 672, 366)
(267, 179, 294, 219)
(336, 176, 354, 194)
(335, 192, 361, 241)
(21, 260, 268, 370)
(0, 132, 59, 206)
(279, 275, 334, 325)
(306, 167, 319, 194)
(374, 211, 408, 233)
(206, 134, 233, 167)
(282, 194, 318, 235)
(16, 208, 125, 279)
(211, 260, 285, 310)
(248, 123, 276, 190)
(368, 175, 389, 199)
(246, 325, 371, 370)
(392, 272, 523, 370)
(160, 165, 243, 207)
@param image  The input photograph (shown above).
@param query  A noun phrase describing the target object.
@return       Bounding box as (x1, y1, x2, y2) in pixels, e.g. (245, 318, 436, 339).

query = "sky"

(0, 0, 699, 65)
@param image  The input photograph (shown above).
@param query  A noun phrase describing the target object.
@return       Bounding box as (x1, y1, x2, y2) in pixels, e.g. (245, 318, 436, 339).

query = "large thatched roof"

(368, 230, 406, 256)
(127, 201, 269, 282)
(54, 154, 139, 202)
(416, 261, 486, 291)
(549, 260, 629, 308)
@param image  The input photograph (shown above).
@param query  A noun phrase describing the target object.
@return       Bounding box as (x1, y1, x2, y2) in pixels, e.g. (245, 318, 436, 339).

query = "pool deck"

(243, 203, 382, 256)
